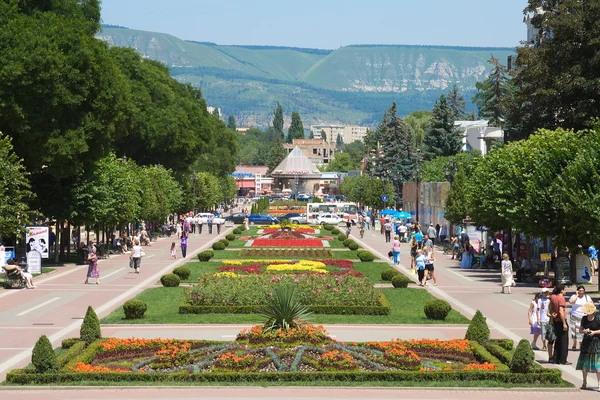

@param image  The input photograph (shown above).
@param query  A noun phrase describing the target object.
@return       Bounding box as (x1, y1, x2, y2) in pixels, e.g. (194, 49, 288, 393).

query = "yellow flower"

(213, 272, 238, 278)
(266, 260, 327, 272)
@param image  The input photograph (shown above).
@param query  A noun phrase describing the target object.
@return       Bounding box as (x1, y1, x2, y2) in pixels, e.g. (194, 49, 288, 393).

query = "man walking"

(426, 224, 437, 248)
(384, 220, 392, 243)
(550, 284, 570, 365)
(207, 216, 214, 234)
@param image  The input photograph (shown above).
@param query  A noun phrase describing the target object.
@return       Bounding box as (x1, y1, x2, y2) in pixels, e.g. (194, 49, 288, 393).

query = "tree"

(308, 130, 314, 139)
(287, 112, 304, 143)
(190, 172, 220, 211)
(370, 103, 415, 205)
(272, 103, 284, 139)
(212, 108, 220, 118)
(404, 110, 431, 148)
(443, 167, 468, 225)
(321, 130, 327, 142)
(447, 84, 466, 120)
(472, 55, 512, 128)
(266, 135, 287, 173)
(420, 150, 482, 182)
(342, 141, 366, 169)
(335, 133, 344, 147)
(326, 152, 353, 172)
(466, 109, 477, 121)
(227, 115, 236, 130)
(341, 175, 394, 210)
(508, 0, 600, 137)
(137, 165, 182, 223)
(423, 95, 461, 160)
(0, 132, 33, 238)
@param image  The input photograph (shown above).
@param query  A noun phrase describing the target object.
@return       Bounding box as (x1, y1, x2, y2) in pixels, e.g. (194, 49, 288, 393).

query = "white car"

(289, 214, 308, 224)
(316, 214, 343, 225)
(193, 213, 226, 224)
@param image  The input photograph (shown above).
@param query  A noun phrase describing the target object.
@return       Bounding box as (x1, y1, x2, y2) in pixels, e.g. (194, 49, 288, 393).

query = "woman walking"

(131, 240, 142, 274)
(422, 246, 437, 286)
(577, 302, 600, 390)
(415, 249, 426, 286)
(500, 253, 514, 294)
(84, 246, 99, 285)
(391, 235, 401, 265)
(409, 235, 418, 269)
(528, 293, 542, 350)
(180, 231, 188, 258)
(569, 285, 593, 351)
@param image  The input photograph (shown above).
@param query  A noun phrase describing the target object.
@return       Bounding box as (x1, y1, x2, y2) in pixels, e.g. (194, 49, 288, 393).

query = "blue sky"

(100, 0, 527, 49)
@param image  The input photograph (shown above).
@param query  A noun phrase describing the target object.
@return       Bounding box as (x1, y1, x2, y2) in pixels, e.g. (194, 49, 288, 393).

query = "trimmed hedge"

(348, 242, 359, 251)
(220, 238, 230, 247)
(423, 299, 451, 320)
(490, 339, 515, 351)
(343, 238, 352, 247)
(180, 293, 391, 316)
(123, 299, 148, 319)
(212, 241, 225, 251)
(32, 335, 57, 373)
(357, 251, 375, 262)
(172, 266, 191, 280)
(465, 310, 491, 345)
(331, 228, 340, 234)
(510, 339, 535, 373)
(470, 341, 509, 372)
(486, 342, 513, 366)
(322, 224, 333, 231)
(57, 341, 87, 369)
(5, 368, 564, 385)
(61, 338, 80, 349)
(160, 274, 180, 287)
(337, 233, 347, 242)
(198, 251, 214, 262)
(80, 306, 101, 344)
(381, 268, 400, 281)
(226, 233, 236, 241)
(391, 274, 410, 288)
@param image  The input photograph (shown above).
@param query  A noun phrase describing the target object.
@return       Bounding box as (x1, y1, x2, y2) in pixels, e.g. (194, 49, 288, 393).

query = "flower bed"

(217, 259, 359, 276)
(251, 239, 324, 247)
(180, 274, 389, 315)
(7, 328, 565, 385)
(240, 248, 333, 258)
(258, 225, 319, 230)
(263, 228, 315, 234)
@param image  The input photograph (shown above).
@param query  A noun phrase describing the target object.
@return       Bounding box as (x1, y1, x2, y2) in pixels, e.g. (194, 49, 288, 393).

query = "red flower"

(251, 239, 323, 247)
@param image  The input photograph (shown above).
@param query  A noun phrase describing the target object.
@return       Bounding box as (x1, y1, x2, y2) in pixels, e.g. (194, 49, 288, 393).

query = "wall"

(402, 181, 450, 229)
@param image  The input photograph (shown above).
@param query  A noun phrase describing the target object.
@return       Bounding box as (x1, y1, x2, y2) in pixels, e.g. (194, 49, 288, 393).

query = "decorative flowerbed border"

(6, 333, 564, 386)
(239, 248, 333, 258)
(217, 259, 359, 276)
(251, 239, 324, 247)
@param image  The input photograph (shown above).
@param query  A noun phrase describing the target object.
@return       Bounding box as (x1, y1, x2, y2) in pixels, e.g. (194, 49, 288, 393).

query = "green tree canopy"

(272, 103, 284, 139)
(420, 150, 482, 182)
(472, 55, 513, 128)
(287, 112, 304, 143)
(341, 175, 394, 210)
(266, 135, 287, 173)
(443, 167, 468, 225)
(326, 152, 354, 172)
(227, 115, 237, 130)
(423, 95, 461, 160)
(447, 84, 466, 120)
(404, 110, 431, 148)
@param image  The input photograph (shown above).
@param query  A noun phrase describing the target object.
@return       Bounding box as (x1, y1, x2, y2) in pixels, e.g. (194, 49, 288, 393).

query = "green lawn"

(100, 287, 468, 325)
(226, 239, 246, 248)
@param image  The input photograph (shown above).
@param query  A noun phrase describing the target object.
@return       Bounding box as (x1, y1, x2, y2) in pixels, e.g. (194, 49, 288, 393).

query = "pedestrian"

(409, 235, 418, 269)
(84, 246, 99, 285)
(589, 245, 598, 275)
(391, 235, 401, 265)
(216, 219, 222, 234)
(539, 288, 552, 354)
(380, 216, 386, 235)
(384, 220, 392, 243)
(528, 292, 542, 350)
(423, 246, 437, 286)
(131, 240, 143, 274)
(500, 253, 514, 294)
(426, 223, 436, 247)
(576, 302, 600, 390)
(346, 220, 352, 237)
(451, 235, 459, 259)
(439, 225, 447, 243)
(207, 216, 214, 234)
(180, 232, 188, 258)
(569, 285, 593, 351)
(365, 214, 370, 230)
(423, 236, 433, 254)
(170, 242, 176, 259)
(176, 222, 182, 239)
(550, 284, 570, 365)
(198, 218, 203, 234)
(399, 223, 407, 242)
(244, 216, 249, 231)
(416, 249, 426, 286)
(183, 218, 190, 234)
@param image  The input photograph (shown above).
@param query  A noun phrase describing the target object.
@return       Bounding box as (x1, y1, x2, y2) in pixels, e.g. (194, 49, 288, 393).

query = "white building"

(310, 124, 368, 145)
(454, 120, 503, 156)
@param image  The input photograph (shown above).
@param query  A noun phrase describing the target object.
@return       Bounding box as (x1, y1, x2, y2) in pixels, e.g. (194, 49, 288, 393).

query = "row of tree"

(340, 175, 395, 211)
(0, 1, 238, 238)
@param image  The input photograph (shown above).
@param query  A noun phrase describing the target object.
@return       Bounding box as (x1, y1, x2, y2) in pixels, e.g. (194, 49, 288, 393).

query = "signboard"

(0, 246, 15, 273)
(25, 226, 49, 259)
(540, 253, 552, 262)
(555, 256, 571, 284)
(576, 254, 592, 284)
(381, 195, 388, 202)
(27, 251, 42, 274)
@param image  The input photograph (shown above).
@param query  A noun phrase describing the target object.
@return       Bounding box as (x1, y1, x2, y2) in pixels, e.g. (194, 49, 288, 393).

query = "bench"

(2, 265, 27, 289)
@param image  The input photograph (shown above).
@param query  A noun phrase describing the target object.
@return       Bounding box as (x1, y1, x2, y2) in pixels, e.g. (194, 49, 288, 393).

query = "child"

(416, 249, 426, 286)
(170, 242, 176, 259)
(528, 292, 542, 350)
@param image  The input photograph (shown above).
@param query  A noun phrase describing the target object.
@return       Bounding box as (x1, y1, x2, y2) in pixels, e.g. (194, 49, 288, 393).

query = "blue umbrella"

(394, 211, 411, 219)
(379, 209, 396, 215)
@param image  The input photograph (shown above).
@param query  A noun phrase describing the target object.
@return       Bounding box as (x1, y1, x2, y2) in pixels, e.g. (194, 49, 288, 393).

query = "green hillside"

(98, 26, 514, 126)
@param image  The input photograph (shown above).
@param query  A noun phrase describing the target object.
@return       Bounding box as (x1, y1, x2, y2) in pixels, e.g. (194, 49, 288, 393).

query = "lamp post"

(190, 174, 198, 213)
(445, 159, 458, 186)
(413, 149, 423, 222)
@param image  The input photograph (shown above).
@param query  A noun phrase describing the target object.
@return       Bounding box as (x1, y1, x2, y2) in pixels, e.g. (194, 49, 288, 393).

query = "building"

(283, 139, 336, 166)
(310, 124, 368, 145)
(231, 165, 273, 196)
(455, 120, 503, 156)
(270, 147, 322, 195)
(235, 127, 251, 135)
(207, 106, 221, 117)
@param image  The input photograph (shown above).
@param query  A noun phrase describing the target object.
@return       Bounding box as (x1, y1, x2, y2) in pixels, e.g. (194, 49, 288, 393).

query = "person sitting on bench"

(5, 259, 36, 288)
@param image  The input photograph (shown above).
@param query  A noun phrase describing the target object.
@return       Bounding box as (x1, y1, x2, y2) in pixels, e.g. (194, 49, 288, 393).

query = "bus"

(306, 202, 358, 225)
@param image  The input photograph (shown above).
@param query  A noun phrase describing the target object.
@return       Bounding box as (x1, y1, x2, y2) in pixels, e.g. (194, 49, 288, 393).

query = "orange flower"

(463, 362, 497, 371)
(69, 362, 131, 373)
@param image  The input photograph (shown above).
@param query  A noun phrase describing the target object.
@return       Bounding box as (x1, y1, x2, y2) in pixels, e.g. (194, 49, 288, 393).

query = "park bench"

(2, 264, 27, 289)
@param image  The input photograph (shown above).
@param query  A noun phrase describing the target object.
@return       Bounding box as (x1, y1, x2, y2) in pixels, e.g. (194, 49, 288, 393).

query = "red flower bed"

(217, 265, 263, 274)
(269, 231, 305, 239)
(252, 239, 323, 247)
(262, 228, 315, 234)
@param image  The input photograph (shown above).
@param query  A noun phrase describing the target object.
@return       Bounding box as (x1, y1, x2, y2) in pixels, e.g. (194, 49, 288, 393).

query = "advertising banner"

(25, 226, 49, 259)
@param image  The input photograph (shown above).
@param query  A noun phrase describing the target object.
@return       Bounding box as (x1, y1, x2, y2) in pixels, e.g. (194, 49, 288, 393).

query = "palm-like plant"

(256, 285, 312, 331)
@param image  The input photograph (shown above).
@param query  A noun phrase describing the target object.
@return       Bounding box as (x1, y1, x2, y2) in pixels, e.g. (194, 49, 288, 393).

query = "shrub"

(255, 285, 312, 331)
(357, 251, 375, 262)
(348, 242, 359, 251)
(423, 299, 452, 320)
(391, 274, 410, 288)
(343, 238, 352, 247)
(337, 233, 347, 242)
(381, 268, 400, 281)
(212, 241, 225, 251)
(322, 224, 333, 231)
(465, 310, 491, 344)
(510, 339, 535, 373)
(172, 266, 191, 280)
(233, 227, 242, 234)
(123, 300, 148, 319)
(61, 338, 80, 349)
(80, 306, 101, 344)
(220, 238, 230, 247)
(32, 335, 57, 373)
(331, 228, 340, 234)
(198, 251, 214, 262)
(226, 233, 236, 241)
(161, 273, 180, 287)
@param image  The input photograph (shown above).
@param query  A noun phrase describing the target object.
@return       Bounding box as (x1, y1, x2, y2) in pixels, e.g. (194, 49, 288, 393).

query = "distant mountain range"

(98, 25, 514, 127)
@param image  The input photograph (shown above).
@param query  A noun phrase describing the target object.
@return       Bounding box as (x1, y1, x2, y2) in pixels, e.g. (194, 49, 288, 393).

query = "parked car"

(225, 212, 248, 224)
(316, 214, 343, 225)
(279, 212, 302, 221)
(248, 214, 279, 225)
(289, 213, 308, 224)
(296, 194, 313, 202)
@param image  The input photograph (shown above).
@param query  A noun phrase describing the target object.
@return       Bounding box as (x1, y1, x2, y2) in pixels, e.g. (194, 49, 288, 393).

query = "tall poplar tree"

(423, 95, 461, 160)
(272, 103, 284, 139)
(266, 135, 287, 173)
(227, 115, 236, 130)
(287, 112, 304, 143)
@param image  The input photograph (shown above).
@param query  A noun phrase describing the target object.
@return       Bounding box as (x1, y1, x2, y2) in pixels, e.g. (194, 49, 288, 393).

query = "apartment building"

(310, 124, 368, 145)
(283, 138, 336, 166)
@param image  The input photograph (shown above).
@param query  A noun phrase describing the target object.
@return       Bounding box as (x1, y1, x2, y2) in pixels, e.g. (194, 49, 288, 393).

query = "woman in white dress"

(500, 253, 514, 294)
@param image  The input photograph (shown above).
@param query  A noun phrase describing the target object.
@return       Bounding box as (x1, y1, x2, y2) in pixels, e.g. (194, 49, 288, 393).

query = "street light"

(445, 159, 458, 186)
(413, 149, 423, 222)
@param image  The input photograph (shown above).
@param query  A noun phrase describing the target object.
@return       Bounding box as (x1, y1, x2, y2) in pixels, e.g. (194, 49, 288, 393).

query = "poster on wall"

(25, 226, 49, 259)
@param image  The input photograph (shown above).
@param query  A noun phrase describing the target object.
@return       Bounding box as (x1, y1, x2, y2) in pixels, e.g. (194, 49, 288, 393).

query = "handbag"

(129, 257, 133, 268)
(545, 324, 556, 342)
(141, 250, 146, 257)
(410, 267, 417, 275)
